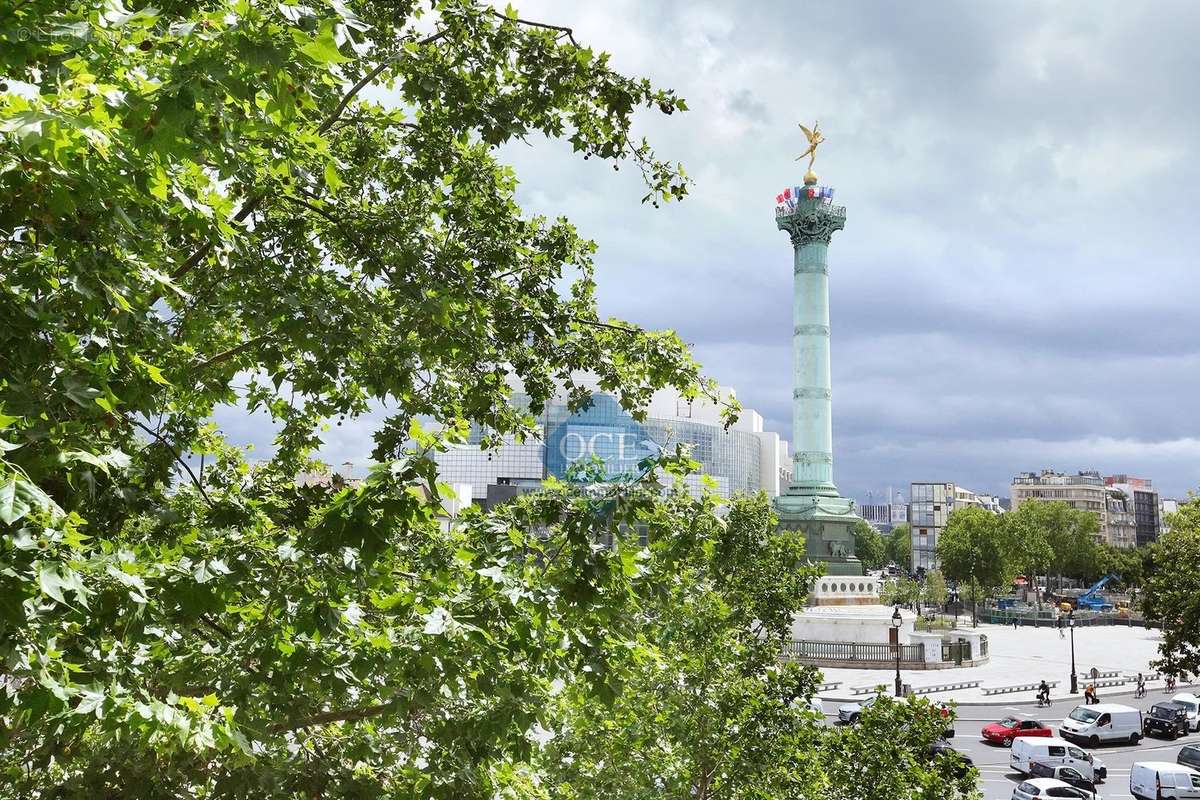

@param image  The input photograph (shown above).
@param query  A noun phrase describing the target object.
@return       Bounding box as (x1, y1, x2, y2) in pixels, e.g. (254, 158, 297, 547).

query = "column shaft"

(791, 239, 836, 494)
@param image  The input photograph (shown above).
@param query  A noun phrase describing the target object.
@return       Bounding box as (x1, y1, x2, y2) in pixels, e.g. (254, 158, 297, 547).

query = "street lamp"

(1068, 611, 1078, 695)
(892, 604, 903, 697)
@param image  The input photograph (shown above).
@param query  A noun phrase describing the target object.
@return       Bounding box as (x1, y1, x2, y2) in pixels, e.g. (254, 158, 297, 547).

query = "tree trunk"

(972, 584, 978, 628)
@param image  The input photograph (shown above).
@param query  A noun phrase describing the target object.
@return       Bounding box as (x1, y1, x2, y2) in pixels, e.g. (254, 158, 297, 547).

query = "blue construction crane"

(1076, 573, 1118, 611)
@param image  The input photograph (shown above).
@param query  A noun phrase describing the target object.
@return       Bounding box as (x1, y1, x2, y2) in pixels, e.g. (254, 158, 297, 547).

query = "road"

(822, 688, 1196, 799)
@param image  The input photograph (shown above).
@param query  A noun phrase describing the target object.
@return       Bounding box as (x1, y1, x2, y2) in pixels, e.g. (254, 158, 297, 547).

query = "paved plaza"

(816, 622, 1167, 705)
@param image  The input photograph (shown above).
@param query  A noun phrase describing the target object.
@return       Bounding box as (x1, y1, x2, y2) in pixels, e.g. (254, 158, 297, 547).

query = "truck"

(1075, 574, 1118, 612)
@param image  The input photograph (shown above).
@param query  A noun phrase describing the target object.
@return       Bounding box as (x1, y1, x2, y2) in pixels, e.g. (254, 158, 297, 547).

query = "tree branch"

(270, 693, 404, 733)
(490, 10, 578, 46)
(129, 418, 213, 506)
(568, 316, 641, 334)
(200, 613, 233, 640)
(194, 333, 273, 372)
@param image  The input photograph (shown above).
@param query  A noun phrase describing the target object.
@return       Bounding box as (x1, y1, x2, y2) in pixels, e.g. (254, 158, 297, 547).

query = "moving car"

(1178, 745, 1200, 772)
(837, 695, 878, 724)
(1059, 703, 1143, 746)
(1174, 693, 1200, 732)
(929, 738, 974, 779)
(1130, 761, 1200, 800)
(1030, 762, 1099, 795)
(1012, 737, 1106, 781)
(1011, 777, 1097, 799)
(983, 714, 1053, 747)
(1145, 702, 1190, 740)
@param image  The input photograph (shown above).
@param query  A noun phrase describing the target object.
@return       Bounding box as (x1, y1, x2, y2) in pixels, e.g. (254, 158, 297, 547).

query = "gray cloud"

(211, 1, 1200, 501)
(499, 0, 1200, 499)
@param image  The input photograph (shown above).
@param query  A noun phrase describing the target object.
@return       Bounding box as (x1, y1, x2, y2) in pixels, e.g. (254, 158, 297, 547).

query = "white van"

(1011, 736, 1106, 781)
(1174, 693, 1200, 732)
(1131, 761, 1200, 800)
(1059, 703, 1143, 746)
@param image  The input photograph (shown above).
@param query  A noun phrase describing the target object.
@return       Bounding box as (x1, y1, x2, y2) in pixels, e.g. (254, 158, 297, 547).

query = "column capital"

(776, 200, 846, 247)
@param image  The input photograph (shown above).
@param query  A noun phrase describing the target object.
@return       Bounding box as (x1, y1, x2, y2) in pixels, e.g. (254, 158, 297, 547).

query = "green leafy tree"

(0, 1, 709, 795)
(853, 519, 887, 571)
(1142, 495, 1200, 678)
(887, 523, 912, 570)
(1004, 503, 1056, 611)
(820, 694, 976, 800)
(543, 493, 826, 799)
(544, 494, 975, 799)
(924, 569, 949, 609)
(881, 576, 922, 608)
(936, 507, 1010, 627)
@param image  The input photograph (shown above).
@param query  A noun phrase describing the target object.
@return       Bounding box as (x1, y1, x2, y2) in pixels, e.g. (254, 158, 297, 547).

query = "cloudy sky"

(218, 1, 1200, 502)
(482, 0, 1200, 502)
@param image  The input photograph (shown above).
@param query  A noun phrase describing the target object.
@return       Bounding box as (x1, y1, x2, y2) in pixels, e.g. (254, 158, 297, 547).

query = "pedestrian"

(1084, 684, 1095, 704)
(1056, 615, 1065, 639)
(1013, 614, 1019, 630)
(1136, 673, 1146, 699)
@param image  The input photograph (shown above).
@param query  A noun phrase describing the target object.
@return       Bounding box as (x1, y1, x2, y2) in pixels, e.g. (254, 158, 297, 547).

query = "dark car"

(1178, 744, 1200, 770)
(929, 738, 973, 779)
(1029, 761, 1097, 795)
(1144, 701, 1190, 739)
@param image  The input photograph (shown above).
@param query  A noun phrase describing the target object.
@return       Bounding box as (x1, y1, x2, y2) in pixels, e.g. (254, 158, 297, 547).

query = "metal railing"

(782, 639, 925, 664)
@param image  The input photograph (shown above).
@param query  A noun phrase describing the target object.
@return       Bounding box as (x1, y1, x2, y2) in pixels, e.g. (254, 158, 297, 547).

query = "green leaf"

(324, 161, 343, 193)
(38, 563, 67, 604)
(297, 21, 351, 64)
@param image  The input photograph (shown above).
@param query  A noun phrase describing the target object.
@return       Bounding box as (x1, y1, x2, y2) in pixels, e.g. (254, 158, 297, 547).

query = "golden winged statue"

(795, 121, 824, 172)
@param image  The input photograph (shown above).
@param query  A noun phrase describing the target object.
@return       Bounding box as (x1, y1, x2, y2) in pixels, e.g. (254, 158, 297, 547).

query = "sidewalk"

(815, 622, 1166, 706)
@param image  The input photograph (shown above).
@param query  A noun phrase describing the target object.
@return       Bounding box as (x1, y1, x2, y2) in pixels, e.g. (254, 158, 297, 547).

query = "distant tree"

(1142, 495, 1200, 679)
(881, 577, 921, 609)
(937, 507, 1011, 627)
(924, 569, 949, 609)
(1093, 543, 1145, 588)
(852, 520, 887, 571)
(1004, 503, 1056, 610)
(886, 524, 912, 570)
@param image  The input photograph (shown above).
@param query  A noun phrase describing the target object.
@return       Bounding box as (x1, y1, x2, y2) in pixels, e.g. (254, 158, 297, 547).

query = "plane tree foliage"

(1, 1, 701, 795)
(1143, 495, 1200, 678)
(0, 1, 980, 798)
(851, 519, 886, 571)
(936, 507, 1011, 626)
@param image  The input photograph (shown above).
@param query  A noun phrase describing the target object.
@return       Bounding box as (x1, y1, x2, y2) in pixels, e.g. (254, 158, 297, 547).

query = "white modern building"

(433, 379, 790, 508)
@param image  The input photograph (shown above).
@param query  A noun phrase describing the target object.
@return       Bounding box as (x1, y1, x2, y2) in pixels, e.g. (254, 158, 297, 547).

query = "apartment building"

(1010, 469, 1151, 550)
(1103, 488, 1137, 549)
(1105, 475, 1161, 546)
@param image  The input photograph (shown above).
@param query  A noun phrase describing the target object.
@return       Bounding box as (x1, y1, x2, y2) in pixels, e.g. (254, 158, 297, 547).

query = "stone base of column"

(774, 492, 864, 577)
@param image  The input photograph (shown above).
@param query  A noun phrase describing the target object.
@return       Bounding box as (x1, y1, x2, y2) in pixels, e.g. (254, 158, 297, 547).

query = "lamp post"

(1068, 611, 1078, 695)
(892, 604, 903, 697)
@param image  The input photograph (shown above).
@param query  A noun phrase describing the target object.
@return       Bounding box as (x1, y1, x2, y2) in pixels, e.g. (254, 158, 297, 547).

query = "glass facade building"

(433, 383, 787, 507)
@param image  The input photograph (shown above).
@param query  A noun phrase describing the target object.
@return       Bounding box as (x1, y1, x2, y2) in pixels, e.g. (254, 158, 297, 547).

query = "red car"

(981, 714, 1052, 747)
